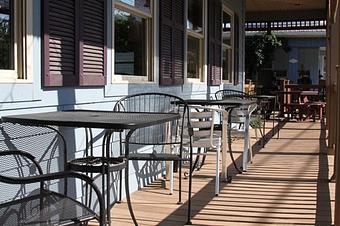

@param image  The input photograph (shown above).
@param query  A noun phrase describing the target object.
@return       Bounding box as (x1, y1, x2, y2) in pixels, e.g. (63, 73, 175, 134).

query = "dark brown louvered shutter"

(43, 0, 77, 86)
(207, 0, 222, 86)
(43, 0, 106, 87)
(233, 14, 240, 85)
(79, 0, 106, 86)
(159, 0, 185, 86)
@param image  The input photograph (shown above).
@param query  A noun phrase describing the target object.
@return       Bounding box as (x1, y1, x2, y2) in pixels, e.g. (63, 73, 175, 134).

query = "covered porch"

(1, 0, 339, 225)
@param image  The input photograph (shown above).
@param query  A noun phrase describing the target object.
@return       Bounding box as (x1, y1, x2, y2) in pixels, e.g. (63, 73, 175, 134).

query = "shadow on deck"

(110, 120, 334, 226)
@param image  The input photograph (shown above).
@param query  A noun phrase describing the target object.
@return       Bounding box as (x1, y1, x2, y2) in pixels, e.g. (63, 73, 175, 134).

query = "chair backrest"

(184, 106, 217, 148)
(114, 93, 187, 146)
(188, 108, 214, 138)
(215, 89, 257, 124)
(0, 122, 67, 204)
(215, 89, 251, 101)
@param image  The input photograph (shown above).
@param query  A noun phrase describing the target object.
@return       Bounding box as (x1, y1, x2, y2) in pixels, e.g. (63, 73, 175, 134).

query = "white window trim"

(112, 0, 154, 83)
(0, 0, 33, 83)
(222, 5, 234, 84)
(185, 0, 205, 83)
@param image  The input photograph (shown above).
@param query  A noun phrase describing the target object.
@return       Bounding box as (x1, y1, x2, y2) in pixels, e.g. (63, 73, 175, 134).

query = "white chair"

(178, 105, 224, 196)
(215, 90, 258, 172)
(228, 103, 258, 171)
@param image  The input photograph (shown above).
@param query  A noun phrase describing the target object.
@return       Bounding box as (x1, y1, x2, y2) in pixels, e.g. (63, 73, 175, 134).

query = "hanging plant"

(245, 31, 287, 78)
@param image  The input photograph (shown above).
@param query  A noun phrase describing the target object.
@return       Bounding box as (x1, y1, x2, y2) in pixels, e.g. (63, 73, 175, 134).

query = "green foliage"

(245, 31, 287, 77)
(250, 115, 263, 129)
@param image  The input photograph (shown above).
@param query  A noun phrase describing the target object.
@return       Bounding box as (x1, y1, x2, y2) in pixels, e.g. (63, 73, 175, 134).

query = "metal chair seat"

(127, 153, 188, 161)
(0, 190, 97, 225)
(0, 123, 105, 225)
(67, 156, 126, 173)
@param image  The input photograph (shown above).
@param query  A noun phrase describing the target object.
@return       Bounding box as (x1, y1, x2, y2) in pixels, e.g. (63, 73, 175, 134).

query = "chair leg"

(249, 131, 253, 164)
(125, 159, 138, 226)
(118, 170, 122, 203)
(186, 145, 193, 225)
(242, 116, 250, 171)
(169, 161, 174, 195)
(215, 140, 221, 196)
(106, 173, 111, 226)
(178, 160, 182, 204)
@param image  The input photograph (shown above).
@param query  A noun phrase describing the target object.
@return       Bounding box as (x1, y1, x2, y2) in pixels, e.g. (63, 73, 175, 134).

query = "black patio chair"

(215, 89, 252, 100)
(114, 92, 193, 225)
(0, 122, 104, 225)
(66, 128, 126, 225)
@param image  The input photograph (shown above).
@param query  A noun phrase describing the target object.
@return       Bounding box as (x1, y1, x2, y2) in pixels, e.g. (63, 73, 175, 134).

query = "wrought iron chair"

(215, 89, 258, 171)
(114, 92, 193, 225)
(66, 127, 125, 225)
(0, 122, 104, 225)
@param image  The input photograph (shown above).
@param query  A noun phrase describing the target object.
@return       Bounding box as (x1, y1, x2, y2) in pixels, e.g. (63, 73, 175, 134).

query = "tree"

(245, 31, 286, 80)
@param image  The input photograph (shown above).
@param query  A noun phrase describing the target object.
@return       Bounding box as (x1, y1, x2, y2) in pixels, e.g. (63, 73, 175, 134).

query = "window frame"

(221, 5, 234, 84)
(112, 0, 153, 83)
(186, 0, 205, 83)
(0, 0, 32, 83)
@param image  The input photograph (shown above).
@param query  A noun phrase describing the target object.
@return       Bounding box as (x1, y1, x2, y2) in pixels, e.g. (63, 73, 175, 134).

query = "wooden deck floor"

(109, 121, 335, 226)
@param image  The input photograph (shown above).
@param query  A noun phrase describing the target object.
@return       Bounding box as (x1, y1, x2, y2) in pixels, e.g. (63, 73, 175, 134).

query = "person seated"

(298, 74, 311, 85)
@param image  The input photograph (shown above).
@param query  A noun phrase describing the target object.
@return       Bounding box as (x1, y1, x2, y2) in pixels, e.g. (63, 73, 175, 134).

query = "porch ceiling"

(246, 0, 327, 21)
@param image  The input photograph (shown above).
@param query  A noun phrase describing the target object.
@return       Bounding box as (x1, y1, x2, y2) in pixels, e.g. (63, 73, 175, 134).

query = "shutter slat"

(83, 54, 104, 61)
(50, 61, 75, 67)
(50, 57, 75, 64)
(50, 71, 74, 76)
(84, 0, 104, 12)
(49, 32, 75, 41)
(83, 63, 104, 68)
(49, 37, 75, 44)
(84, 20, 104, 34)
(84, 59, 104, 64)
(84, 36, 104, 44)
(49, 43, 75, 52)
(49, 10, 74, 19)
(50, 20, 74, 33)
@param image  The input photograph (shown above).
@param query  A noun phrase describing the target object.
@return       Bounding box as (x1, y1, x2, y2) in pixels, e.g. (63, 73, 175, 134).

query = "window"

(187, 0, 204, 81)
(114, 0, 152, 82)
(222, 7, 234, 83)
(0, 0, 28, 81)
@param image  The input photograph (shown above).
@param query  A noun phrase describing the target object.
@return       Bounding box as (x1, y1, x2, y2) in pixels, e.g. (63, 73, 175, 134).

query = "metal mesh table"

(1, 110, 179, 130)
(1, 110, 180, 225)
